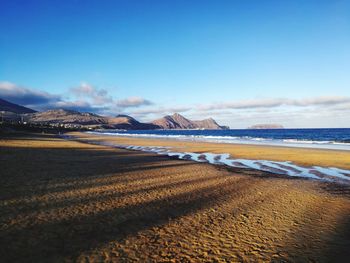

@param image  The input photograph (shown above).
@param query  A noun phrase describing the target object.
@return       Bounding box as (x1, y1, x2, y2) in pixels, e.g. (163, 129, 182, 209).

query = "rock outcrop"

(192, 118, 225, 130)
(152, 113, 196, 129)
(152, 113, 228, 130)
(106, 115, 159, 130)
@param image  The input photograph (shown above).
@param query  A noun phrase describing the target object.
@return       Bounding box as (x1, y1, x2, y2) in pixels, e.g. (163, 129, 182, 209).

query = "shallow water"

(66, 136, 350, 184)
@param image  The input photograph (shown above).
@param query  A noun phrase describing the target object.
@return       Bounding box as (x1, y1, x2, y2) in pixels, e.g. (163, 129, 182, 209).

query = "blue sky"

(1, 0, 350, 128)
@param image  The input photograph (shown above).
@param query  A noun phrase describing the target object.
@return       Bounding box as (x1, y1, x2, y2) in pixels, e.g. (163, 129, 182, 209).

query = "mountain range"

(0, 98, 228, 130)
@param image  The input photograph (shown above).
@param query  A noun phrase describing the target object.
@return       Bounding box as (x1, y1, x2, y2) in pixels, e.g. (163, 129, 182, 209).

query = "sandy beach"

(1, 132, 350, 262)
(72, 132, 350, 170)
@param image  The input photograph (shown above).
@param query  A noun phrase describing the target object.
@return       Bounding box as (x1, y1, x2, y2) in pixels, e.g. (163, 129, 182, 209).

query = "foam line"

(61, 135, 350, 184)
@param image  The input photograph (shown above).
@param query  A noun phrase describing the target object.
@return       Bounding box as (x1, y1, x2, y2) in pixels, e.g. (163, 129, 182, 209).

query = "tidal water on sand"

(66, 136, 350, 185)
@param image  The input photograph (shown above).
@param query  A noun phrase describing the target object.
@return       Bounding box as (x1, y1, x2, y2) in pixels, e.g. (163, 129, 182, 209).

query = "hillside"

(192, 118, 226, 130)
(0, 98, 36, 114)
(24, 109, 108, 125)
(0, 98, 228, 130)
(152, 113, 196, 129)
(24, 110, 159, 129)
(106, 115, 160, 130)
(152, 113, 227, 130)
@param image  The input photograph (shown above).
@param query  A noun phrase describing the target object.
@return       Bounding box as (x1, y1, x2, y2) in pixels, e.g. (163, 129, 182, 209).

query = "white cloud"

(198, 96, 350, 111)
(70, 82, 113, 105)
(116, 96, 153, 108)
(130, 106, 191, 115)
(44, 100, 108, 113)
(0, 81, 155, 116)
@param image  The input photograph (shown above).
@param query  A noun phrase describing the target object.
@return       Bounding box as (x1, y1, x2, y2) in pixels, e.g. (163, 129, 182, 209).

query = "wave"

(281, 139, 350, 145)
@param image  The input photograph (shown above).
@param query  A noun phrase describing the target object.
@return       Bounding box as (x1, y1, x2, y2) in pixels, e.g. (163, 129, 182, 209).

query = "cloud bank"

(198, 97, 350, 111)
(0, 81, 153, 114)
(70, 82, 113, 105)
(1, 81, 349, 127)
(0, 81, 61, 106)
(116, 97, 153, 108)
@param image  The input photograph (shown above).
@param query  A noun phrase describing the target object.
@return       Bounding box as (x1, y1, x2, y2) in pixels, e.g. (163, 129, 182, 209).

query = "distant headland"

(248, 124, 284, 129)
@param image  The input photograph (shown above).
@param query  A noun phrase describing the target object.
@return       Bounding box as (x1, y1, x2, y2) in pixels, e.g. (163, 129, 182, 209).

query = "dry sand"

(1, 132, 350, 262)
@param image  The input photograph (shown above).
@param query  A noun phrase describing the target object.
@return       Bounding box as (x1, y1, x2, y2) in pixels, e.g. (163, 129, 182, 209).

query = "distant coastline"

(248, 124, 284, 129)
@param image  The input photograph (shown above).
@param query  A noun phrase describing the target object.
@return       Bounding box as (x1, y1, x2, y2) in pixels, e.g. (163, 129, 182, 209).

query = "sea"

(88, 128, 350, 151)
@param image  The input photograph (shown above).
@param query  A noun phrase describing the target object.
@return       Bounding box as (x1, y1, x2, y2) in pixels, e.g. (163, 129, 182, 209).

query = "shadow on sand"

(1, 133, 349, 262)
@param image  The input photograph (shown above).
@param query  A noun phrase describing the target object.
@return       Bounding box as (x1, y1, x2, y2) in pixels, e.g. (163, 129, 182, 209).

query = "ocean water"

(89, 128, 350, 151)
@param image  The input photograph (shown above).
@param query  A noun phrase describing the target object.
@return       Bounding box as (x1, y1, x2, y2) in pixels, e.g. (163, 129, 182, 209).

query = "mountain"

(192, 118, 226, 130)
(152, 113, 228, 130)
(24, 109, 108, 125)
(25, 111, 227, 130)
(152, 113, 196, 129)
(248, 124, 284, 129)
(106, 115, 159, 130)
(0, 98, 36, 114)
(1, 101, 228, 130)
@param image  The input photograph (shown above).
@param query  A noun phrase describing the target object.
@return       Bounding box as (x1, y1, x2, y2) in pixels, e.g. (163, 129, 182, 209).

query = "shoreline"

(70, 131, 350, 169)
(67, 132, 350, 184)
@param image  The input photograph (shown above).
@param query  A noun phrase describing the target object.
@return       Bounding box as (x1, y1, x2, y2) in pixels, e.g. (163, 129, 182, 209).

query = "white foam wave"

(66, 135, 350, 184)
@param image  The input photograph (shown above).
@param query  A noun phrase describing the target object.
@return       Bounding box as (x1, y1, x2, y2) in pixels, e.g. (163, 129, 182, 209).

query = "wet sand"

(71, 131, 350, 170)
(1, 132, 350, 262)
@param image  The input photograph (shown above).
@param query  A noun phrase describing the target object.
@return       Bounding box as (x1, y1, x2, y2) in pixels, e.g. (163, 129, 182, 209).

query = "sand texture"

(1, 132, 350, 262)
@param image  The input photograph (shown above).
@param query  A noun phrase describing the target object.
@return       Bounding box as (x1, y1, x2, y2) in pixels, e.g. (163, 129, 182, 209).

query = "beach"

(73, 132, 350, 170)
(1, 132, 350, 262)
